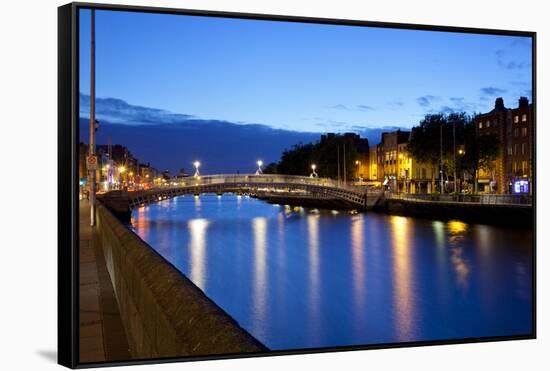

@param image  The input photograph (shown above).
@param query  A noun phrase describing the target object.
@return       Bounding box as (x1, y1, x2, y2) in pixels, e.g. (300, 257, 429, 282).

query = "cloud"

(329, 104, 349, 110)
(79, 93, 195, 125)
(495, 49, 530, 70)
(417, 95, 439, 107)
(328, 104, 376, 112)
(480, 87, 507, 96)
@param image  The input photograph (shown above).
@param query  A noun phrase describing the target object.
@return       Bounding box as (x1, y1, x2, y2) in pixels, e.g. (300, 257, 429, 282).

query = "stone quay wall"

(94, 203, 267, 359)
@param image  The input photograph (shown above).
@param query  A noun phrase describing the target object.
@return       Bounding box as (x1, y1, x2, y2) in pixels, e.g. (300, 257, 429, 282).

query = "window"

(514, 161, 518, 173)
(514, 144, 518, 155)
(485, 121, 490, 128)
(522, 143, 526, 155)
(522, 127, 528, 137)
(508, 146, 513, 155)
(522, 114, 527, 122)
(522, 161, 528, 175)
(514, 115, 519, 123)
(478, 122, 483, 129)
(514, 128, 519, 137)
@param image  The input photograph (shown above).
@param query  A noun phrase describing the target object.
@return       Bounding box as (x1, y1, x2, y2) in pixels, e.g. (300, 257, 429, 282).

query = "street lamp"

(256, 160, 263, 175)
(310, 164, 318, 178)
(193, 161, 200, 177)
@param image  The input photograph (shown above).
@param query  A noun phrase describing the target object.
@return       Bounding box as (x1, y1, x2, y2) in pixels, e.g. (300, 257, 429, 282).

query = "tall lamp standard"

(193, 161, 201, 177)
(256, 160, 263, 175)
(310, 164, 318, 178)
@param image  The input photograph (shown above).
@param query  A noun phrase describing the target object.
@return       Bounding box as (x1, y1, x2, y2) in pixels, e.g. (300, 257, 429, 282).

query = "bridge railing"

(160, 174, 376, 194)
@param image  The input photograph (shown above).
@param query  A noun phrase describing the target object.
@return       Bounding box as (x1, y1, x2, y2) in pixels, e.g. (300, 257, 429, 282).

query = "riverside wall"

(93, 203, 267, 359)
(379, 198, 533, 227)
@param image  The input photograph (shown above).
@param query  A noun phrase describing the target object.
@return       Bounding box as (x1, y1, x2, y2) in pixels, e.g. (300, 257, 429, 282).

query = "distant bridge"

(98, 174, 384, 220)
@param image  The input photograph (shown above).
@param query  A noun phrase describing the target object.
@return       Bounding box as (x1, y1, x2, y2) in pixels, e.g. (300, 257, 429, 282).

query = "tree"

(460, 121, 500, 193)
(408, 114, 446, 192)
(409, 112, 471, 193)
(262, 162, 278, 174)
(273, 134, 362, 180)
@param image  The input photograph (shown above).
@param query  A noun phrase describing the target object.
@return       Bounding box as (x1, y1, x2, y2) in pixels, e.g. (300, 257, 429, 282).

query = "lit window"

(522, 161, 528, 175)
(486, 121, 490, 128)
(478, 122, 483, 129)
(508, 146, 513, 155)
(514, 115, 519, 123)
(522, 114, 527, 122)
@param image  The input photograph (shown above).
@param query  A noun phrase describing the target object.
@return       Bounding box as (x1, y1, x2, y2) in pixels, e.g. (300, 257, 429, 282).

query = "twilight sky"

(79, 9, 532, 134)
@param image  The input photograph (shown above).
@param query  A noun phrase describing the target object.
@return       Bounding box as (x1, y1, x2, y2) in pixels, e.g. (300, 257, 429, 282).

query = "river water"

(130, 194, 533, 350)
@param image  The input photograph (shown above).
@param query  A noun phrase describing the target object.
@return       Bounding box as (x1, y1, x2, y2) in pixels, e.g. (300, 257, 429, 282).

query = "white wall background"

(0, 0, 546, 370)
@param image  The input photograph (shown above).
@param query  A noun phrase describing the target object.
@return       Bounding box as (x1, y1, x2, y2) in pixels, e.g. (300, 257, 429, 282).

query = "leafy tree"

(274, 135, 361, 180)
(262, 162, 278, 174)
(408, 114, 446, 191)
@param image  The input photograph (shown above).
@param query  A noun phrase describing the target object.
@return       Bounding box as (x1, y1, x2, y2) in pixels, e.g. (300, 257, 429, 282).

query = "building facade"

(474, 97, 533, 194)
(367, 129, 434, 193)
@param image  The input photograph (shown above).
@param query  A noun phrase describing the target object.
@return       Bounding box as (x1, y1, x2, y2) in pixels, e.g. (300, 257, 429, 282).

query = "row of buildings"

(352, 97, 533, 194)
(78, 143, 174, 191)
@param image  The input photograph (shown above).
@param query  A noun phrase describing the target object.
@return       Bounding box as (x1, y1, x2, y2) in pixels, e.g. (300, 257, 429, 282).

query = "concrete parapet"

(94, 203, 267, 359)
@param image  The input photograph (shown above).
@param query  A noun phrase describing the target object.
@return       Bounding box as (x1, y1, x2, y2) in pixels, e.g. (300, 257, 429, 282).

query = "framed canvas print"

(58, 2, 536, 368)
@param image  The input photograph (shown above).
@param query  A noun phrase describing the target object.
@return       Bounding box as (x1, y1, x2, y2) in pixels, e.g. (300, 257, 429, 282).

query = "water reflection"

(188, 218, 209, 290)
(307, 215, 321, 342)
(447, 220, 470, 289)
(390, 216, 415, 341)
(252, 217, 268, 337)
(350, 215, 366, 318)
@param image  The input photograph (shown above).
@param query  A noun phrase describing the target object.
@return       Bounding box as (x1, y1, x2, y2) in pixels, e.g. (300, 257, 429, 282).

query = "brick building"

(474, 97, 533, 194)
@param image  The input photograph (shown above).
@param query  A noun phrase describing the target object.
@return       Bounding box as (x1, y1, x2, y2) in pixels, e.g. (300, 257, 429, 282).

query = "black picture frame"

(58, 2, 537, 368)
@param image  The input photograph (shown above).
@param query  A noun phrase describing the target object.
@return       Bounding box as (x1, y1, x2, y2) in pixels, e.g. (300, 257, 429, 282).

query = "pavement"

(79, 199, 131, 363)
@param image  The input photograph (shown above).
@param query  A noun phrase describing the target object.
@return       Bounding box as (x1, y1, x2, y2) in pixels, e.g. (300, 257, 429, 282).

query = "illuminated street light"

(256, 160, 263, 175)
(118, 166, 126, 173)
(310, 164, 318, 178)
(458, 149, 465, 155)
(193, 161, 201, 177)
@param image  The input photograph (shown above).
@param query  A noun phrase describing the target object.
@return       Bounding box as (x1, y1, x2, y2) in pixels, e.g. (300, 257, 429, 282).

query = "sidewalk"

(79, 199, 131, 363)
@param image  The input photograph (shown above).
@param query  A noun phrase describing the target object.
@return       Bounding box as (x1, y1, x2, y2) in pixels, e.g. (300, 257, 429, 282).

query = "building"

(368, 129, 434, 193)
(474, 97, 533, 194)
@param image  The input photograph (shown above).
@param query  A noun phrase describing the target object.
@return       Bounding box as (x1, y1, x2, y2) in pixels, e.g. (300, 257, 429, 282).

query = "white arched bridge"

(97, 174, 384, 220)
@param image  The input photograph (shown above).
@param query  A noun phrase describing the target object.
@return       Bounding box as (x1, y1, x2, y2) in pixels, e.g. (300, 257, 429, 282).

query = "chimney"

(518, 96, 529, 109)
(494, 97, 505, 111)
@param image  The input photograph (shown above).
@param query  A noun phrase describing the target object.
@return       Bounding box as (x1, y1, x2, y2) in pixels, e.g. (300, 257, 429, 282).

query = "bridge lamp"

(256, 160, 263, 175)
(310, 164, 318, 178)
(193, 161, 201, 177)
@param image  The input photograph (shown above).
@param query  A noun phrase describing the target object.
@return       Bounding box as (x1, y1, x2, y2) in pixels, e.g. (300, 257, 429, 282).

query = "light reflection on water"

(131, 194, 533, 350)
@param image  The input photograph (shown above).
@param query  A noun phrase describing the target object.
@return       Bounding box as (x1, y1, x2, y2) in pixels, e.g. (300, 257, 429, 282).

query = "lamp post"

(256, 160, 263, 175)
(118, 166, 126, 189)
(310, 164, 318, 178)
(193, 161, 200, 177)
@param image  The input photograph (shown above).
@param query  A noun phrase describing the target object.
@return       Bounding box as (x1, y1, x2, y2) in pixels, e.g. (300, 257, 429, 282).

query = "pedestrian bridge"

(98, 174, 384, 220)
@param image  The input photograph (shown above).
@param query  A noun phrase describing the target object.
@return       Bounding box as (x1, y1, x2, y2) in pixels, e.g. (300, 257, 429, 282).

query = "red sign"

(86, 155, 98, 170)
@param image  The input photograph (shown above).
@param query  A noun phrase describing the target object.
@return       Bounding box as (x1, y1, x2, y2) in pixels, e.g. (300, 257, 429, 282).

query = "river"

(130, 193, 533, 350)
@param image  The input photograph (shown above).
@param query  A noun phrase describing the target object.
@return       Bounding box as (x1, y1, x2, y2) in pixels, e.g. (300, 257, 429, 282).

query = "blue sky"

(79, 8, 532, 133)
